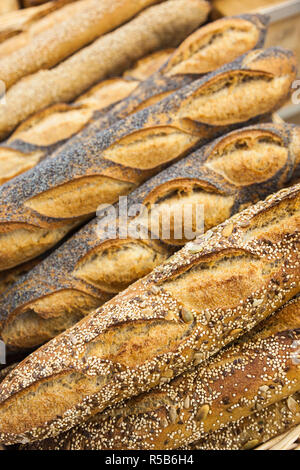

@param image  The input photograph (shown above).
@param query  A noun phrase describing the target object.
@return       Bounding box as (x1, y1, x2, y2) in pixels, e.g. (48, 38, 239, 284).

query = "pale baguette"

(20, 295, 300, 450)
(0, 14, 266, 185)
(0, 47, 296, 272)
(0, 0, 19, 15)
(0, 183, 299, 445)
(1, 122, 300, 350)
(0, 0, 210, 139)
(0, 0, 166, 90)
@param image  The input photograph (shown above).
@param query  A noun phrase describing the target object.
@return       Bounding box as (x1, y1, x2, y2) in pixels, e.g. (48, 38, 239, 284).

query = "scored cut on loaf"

(1, 122, 300, 350)
(20, 295, 300, 450)
(0, 13, 267, 186)
(0, 0, 211, 139)
(0, 46, 296, 272)
(0, 182, 299, 445)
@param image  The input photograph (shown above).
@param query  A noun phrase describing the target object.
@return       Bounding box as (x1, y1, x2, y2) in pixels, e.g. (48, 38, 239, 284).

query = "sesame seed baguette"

(0, 0, 73, 44)
(0, 47, 296, 273)
(0, 0, 167, 91)
(0, 0, 210, 139)
(0, 183, 299, 445)
(2, 122, 300, 351)
(20, 296, 300, 450)
(0, 14, 266, 185)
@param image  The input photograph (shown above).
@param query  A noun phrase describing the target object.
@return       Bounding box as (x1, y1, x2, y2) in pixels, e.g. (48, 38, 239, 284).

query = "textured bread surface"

(0, 0, 210, 139)
(0, 0, 19, 15)
(0, 47, 295, 272)
(1, 123, 300, 350)
(0, 13, 266, 185)
(21, 296, 300, 450)
(0, 183, 299, 444)
(0, 0, 164, 90)
(0, 0, 73, 44)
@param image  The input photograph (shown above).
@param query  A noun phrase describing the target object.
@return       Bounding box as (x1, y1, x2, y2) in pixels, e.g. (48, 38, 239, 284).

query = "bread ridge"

(0, 0, 210, 139)
(0, 0, 19, 15)
(0, 46, 296, 271)
(1, 122, 300, 350)
(0, 14, 267, 186)
(19, 295, 300, 450)
(0, 182, 299, 444)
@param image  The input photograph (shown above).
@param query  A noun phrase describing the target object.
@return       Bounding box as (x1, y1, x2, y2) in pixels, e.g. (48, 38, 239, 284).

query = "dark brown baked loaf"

(1, 122, 300, 350)
(0, 47, 296, 272)
(0, 14, 268, 185)
(20, 295, 300, 450)
(0, 182, 299, 445)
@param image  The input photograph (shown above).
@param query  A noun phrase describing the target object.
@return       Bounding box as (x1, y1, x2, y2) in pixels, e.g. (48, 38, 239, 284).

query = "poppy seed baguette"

(2, 122, 300, 350)
(0, 14, 267, 186)
(0, 183, 299, 445)
(21, 296, 300, 450)
(0, 46, 296, 272)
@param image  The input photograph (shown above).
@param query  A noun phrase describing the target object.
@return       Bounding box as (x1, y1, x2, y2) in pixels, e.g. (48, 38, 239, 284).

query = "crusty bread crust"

(0, 14, 267, 186)
(1, 122, 300, 350)
(0, 183, 299, 444)
(19, 296, 300, 450)
(0, 47, 296, 272)
(0, 0, 210, 139)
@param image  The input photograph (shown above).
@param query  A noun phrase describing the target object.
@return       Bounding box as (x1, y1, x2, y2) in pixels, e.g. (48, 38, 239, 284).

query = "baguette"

(123, 49, 174, 81)
(0, 182, 299, 445)
(0, 0, 73, 44)
(0, 1, 19, 15)
(0, 46, 296, 272)
(0, 1, 82, 57)
(0, 13, 267, 185)
(0, 0, 210, 139)
(2, 122, 300, 350)
(0, 0, 166, 90)
(20, 295, 300, 450)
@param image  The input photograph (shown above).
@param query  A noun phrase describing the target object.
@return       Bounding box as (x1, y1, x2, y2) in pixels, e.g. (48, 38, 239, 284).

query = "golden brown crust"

(1, 123, 300, 350)
(0, 13, 267, 186)
(0, 183, 299, 444)
(0, 0, 19, 15)
(21, 296, 300, 450)
(0, 0, 73, 44)
(0, 0, 165, 90)
(0, 0, 210, 139)
(0, 47, 295, 271)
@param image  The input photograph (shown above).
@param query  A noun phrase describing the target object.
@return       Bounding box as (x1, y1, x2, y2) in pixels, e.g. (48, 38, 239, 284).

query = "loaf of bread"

(0, 13, 267, 185)
(0, 0, 73, 44)
(0, 47, 296, 272)
(123, 49, 174, 81)
(0, 0, 19, 15)
(0, 0, 210, 139)
(2, 122, 300, 350)
(0, 0, 166, 90)
(18, 294, 300, 450)
(0, 182, 299, 445)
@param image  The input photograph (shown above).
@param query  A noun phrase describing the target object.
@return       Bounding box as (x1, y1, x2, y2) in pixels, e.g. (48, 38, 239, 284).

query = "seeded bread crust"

(20, 296, 300, 450)
(0, 46, 296, 272)
(0, 14, 267, 186)
(0, 183, 299, 445)
(1, 122, 300, 350)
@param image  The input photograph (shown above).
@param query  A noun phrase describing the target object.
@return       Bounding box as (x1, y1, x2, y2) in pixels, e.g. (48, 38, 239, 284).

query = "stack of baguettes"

(0, 0, 299, 451)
